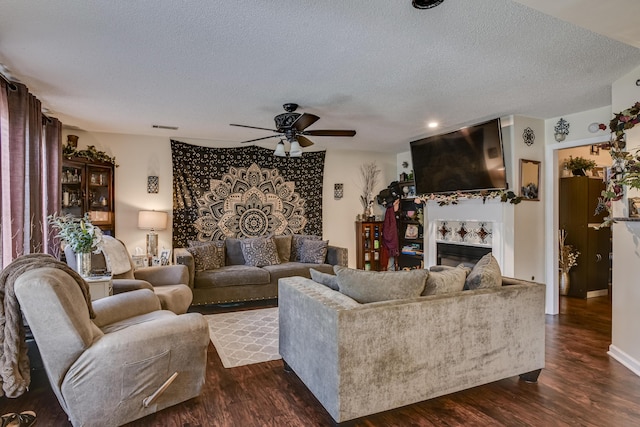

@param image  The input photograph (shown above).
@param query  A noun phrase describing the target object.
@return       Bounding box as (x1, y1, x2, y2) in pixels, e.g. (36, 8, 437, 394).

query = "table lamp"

(138, 210, 168, 257)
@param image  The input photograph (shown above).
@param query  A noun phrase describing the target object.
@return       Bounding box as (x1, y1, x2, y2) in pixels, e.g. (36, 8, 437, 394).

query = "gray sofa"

(174, 236, 348, 305)
(278, 275, 546, 424)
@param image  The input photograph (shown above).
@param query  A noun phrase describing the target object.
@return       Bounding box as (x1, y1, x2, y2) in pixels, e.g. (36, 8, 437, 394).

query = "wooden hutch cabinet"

(61, 157, 115, 236)
(355, 221, 383, 270)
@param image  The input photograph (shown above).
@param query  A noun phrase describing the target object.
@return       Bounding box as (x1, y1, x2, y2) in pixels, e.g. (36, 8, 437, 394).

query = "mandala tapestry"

(171, 140, 325, 247)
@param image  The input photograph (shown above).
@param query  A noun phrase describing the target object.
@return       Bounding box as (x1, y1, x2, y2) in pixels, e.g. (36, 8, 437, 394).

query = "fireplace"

(425, 198, 514, 276)
(436, 242, 492, 268)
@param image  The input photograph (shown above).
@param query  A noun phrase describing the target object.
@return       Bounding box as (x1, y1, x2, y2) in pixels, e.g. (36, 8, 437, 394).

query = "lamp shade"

(138, 210, 168, 230)
(274, 140, 286, 157)
(289, 140, 303, 157)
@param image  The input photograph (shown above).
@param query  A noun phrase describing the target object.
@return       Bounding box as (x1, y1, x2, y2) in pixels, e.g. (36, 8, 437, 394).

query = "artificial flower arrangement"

(595, 101, 640, 227)
(558, 229, 579, 273)
(48, 213, 103, 253)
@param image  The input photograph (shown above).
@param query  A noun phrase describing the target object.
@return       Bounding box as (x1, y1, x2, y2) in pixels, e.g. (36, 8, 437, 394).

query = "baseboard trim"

(587, 289, 609, 298)
(608, 344, 640, 377)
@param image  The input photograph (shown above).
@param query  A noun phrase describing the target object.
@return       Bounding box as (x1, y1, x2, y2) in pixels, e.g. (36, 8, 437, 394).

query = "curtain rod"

(0, 72, 18, 91)
(0, 71, 53, 123)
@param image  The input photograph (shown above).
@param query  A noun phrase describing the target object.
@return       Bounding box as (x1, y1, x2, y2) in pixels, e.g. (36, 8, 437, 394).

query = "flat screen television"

(409, 118, 507, 195)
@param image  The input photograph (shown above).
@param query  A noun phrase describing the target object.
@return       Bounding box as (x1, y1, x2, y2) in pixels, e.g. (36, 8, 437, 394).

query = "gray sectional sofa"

(174, 235, 348, 305)
(278, 272, 546, 423)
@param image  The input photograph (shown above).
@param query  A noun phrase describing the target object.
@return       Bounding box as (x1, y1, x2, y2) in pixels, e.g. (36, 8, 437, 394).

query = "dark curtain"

(0, 80, 61, 268)
(171, 140, 325, 248)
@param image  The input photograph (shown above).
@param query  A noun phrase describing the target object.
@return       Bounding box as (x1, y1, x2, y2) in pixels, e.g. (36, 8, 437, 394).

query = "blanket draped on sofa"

(171, 141, 325, 247)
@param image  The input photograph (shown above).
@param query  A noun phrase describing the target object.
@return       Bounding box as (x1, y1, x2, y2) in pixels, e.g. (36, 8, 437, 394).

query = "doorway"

(557, 145, 612, 300)
(544, 134, 611, 314)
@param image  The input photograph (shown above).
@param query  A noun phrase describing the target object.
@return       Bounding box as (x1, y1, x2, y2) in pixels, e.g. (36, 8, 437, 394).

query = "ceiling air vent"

(152, 124, 178, 130)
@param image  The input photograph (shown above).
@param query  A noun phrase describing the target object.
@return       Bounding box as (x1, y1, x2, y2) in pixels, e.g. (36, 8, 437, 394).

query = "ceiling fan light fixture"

(274, 140, 287, 157)
(412, 0, 444, 9)
(289, 140, 303, 157)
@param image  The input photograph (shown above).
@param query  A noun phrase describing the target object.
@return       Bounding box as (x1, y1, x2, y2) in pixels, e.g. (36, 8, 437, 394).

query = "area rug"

(205, 307, 281, 368)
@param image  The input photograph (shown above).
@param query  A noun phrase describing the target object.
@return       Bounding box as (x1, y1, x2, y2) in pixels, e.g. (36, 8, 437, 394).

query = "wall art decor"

(522, 127, 535, 146)
(147, 176, 159, 193)
(171, 140, 325, 247)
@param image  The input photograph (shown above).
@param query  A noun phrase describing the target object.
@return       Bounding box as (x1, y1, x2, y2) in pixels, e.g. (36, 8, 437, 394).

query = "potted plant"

(564, 156, 597, 176)
(48, 213, 103, 277)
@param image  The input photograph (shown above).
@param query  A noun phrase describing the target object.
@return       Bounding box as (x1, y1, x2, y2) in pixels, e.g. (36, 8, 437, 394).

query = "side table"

(85, 275, 113, 300)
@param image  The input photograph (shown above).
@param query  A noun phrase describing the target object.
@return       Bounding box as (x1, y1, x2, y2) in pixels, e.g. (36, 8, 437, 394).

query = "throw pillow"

(334, 266, 428, 303)
(299, 239, 328, 264)
(240, 236, 281, 267)
(310, 268, 339, 290)
(465, 253, 502, 290)
(273, 234, 293, 263)
(224, 237, 245, 265)
(186, 241, 226, 272)
(290, 234, 321, 262)
(422, 264, 468, 295)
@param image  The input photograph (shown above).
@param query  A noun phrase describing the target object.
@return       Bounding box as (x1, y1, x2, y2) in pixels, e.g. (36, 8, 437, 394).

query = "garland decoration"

(595, 101, 640, 227)
(63, 143, 118, 166)
(415, 189, 521, 206)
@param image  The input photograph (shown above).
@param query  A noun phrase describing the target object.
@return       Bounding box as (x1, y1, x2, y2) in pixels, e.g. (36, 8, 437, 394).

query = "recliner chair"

(14, 266, 209, 427)
(65, 236, 193, 314)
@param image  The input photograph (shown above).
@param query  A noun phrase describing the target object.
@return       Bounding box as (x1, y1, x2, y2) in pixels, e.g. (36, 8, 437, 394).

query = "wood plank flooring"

(3, 296, 640, 426)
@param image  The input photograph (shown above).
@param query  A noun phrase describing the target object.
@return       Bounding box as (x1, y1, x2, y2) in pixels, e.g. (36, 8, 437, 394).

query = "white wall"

(61, 130, 395, 268)
(510, 116, 545, 283)
(608, 64, 640, 376)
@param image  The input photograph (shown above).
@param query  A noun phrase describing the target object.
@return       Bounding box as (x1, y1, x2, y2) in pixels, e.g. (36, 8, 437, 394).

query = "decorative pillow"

(186, 241, 226, 272)
(299, 240, 328, 264)
(310, 268, 339, 291)
(465, 253, 502, 290)
(273, 235, 293, 263)
(240, 236, 281, 267)
(291, 234, 321, 262)
(334, 266, 428, 303)
(224, 237, 245, 265)
(422, 264, 468, 296)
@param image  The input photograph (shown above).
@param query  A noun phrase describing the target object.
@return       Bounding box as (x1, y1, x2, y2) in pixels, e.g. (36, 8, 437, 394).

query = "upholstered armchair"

(14, 266, 209, 427)
(65, 236, 192, 314)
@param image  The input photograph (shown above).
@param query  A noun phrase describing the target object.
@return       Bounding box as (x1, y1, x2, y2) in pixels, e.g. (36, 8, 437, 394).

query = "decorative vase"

(572, 169, 585, 176)
(559, 271, 570, 296)
(76, 252, 91, 277)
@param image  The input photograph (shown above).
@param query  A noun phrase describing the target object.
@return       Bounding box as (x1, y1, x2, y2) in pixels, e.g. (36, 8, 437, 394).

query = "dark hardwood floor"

(4, 296, 640, 426)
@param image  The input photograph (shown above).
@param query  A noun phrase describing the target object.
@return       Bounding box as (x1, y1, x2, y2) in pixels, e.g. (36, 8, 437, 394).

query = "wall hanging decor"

(171, 140, 325, 247)
(334, 183, 344, 199)
(147, 176, 159, 193)
(522, 127, 535, 146)
(554, 118, 570, 142)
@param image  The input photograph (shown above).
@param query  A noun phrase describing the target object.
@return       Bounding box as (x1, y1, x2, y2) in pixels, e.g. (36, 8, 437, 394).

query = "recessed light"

(428, 122, 439, 128)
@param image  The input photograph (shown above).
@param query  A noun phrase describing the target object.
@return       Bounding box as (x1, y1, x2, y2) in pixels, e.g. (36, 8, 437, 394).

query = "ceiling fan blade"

(230, 123, 278, 132)
(240, 135, 282, 143)
(304, 129, 356, 137)
(296, 135, 315, 147)
(291, 113, 320, 131)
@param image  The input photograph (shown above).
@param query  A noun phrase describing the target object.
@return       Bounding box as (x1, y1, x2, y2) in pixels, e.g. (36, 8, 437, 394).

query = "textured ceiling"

(0, 0, 639, 153)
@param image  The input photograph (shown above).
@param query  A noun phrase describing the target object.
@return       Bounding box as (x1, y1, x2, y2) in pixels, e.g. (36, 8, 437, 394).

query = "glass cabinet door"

(61, 161, 84, 218)
(87, 165, 112, 226)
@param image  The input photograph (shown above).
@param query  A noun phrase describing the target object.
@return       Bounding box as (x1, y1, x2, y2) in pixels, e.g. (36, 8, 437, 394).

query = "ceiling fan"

(230, 103, 356, 156)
